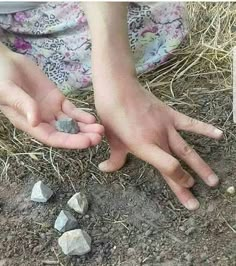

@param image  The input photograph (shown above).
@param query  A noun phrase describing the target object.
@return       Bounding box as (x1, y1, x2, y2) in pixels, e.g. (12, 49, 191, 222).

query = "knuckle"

(178, 172, 189, 184)
(13, 99, 23, 111)
(166, 159, 181, 176)
(189, 117, 198, 125)
(178, 143, 194, 157)
(188, 117, 199, 127)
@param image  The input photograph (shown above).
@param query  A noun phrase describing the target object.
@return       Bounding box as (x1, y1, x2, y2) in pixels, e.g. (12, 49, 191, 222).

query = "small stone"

(30, 181, 53, 203)
(54, 210, 78, 232)
(226, 186, 235, 195)
(55, 118, 79, 134)
(179, 225, 186, 231)
(67, 192, 88, 215)
(185, 253, 193, 263)
(200, 252, 208, 262)
(58, 229, 91, 256)
(0, 259, 7, 266)
(144, 229, 152, 237)
(101, 227, 109, 233)
(127, 248, 136, 256)
(185, 227, 195, 236)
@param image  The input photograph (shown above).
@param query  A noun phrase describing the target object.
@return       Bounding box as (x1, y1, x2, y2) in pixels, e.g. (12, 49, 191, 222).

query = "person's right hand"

(94, 73, 223, 210)
(0, 44, 104, 149)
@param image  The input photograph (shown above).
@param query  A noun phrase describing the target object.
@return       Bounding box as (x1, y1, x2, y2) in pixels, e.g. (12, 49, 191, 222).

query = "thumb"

(0, 81, 40, 127)
(99, 144, 127, 172)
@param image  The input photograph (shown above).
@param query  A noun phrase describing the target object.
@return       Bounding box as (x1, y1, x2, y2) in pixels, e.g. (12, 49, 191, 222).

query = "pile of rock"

(31, 181, 91, 256)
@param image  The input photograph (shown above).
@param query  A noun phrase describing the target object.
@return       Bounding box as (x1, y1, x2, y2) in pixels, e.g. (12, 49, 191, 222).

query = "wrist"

(92, 41, 136, 84)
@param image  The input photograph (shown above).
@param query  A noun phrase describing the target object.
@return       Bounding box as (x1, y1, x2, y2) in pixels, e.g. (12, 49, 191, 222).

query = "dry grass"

(0, 2, 235, 180)
(142, 2, 235, 95)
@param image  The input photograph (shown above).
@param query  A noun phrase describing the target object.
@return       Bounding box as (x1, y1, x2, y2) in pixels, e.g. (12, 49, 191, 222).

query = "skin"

(0, 3, 223, 210)
(0, 43, 104, 149)
(83, 3, 223, 210)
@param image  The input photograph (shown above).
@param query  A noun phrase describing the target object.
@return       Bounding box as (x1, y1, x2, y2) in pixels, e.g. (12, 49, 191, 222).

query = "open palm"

(0, 51, 104, 149)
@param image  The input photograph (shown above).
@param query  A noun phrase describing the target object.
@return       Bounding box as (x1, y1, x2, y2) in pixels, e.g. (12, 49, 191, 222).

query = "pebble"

(127, 248, 136, 256)
(58, 229, 91, 256)
(101, 227, 109, 233)
(185, 227, 196, 236)
(55, 118, 79, 134)
(179, 225, 186, 231)
(144, 229, 152, 237)
(30, 181, 53, 203)
(67, 192, 88, 215)
(185, 253, 193, 263)
(54, 210, 78, 232)
(226, 186, 235, 195)
(0, 259, 7, 266)
(200, 252, 208, 262)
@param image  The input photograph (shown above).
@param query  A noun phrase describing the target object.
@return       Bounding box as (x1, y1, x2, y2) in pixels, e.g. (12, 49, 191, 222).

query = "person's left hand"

(0, 50, 104, 149)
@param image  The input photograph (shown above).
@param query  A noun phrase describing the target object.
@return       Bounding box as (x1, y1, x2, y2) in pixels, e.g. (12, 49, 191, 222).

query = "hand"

(0, 46, 104, 149)
(94, 76, 223, 210)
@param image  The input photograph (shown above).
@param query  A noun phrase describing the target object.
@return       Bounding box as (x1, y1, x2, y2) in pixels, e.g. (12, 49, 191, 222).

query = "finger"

(135, 144, 194, 188)
(62, 99, 96, 124)
(6, 111, 101, 149)
(169, 131, 219, 187)
(99, 138, 127, 172)
(80, 132, 102, 146)
(174, 111, 223, 139)
(39, 127, 102, 149)
(78, 122, 104, 135)
(0, 81, 40, 127)
(164, 175, 200, 210)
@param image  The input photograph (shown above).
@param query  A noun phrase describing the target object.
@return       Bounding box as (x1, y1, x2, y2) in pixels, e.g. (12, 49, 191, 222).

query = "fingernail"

(186, 178, 195, 188)
(214, 128, 223, 138)
(98, 162, 106, 171)
(185, 199, 200, 210)
(207, 174, 219, 186)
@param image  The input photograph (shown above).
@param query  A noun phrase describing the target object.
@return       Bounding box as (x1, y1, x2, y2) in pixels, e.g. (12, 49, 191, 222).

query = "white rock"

(67, 192, 88, 215)
(58, 229, 91, 256)
(31, 181, 53, 203)
(226, 186, 235, 195)
(54, 210, 78, 232)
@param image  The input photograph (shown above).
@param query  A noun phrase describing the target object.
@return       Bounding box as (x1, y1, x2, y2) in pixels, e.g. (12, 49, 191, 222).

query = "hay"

(141, 2, 236, 96)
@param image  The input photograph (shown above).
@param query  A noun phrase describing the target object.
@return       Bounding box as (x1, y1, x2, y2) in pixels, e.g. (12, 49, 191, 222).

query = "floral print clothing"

(0, 2, 188, 94)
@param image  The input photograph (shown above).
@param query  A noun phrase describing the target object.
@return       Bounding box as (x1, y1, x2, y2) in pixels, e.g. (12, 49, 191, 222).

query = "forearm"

(83, 3, 136, 82)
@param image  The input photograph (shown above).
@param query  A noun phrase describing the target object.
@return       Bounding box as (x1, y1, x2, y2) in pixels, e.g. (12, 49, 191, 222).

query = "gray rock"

(185, 226, 196, 236)
(67, 192, 88, 215)
(58, 229, 91, 256)
(226, 186, 235, 195)
(55, 118, 79, 134)
(30, 181, 53, 203)
(185, 253, 193, 263)
(0, 259, 7, 266)
(54, 210, 78, 232)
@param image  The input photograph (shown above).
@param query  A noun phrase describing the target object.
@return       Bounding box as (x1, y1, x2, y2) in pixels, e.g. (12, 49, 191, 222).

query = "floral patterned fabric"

(0, 2, 188, 94)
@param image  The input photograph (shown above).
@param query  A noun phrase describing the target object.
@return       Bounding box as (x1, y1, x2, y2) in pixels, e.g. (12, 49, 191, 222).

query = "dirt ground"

(0, 2, 236, 266)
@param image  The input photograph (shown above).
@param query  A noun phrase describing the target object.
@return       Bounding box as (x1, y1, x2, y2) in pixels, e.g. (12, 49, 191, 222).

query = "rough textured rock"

(30, 181, 53, 203)
(67, 192, 88, 215)
(55, 118, 79, 134)
(54, 210, 78, 232)
(226, 186, 235, 195)
(58, 229, 91, 256)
